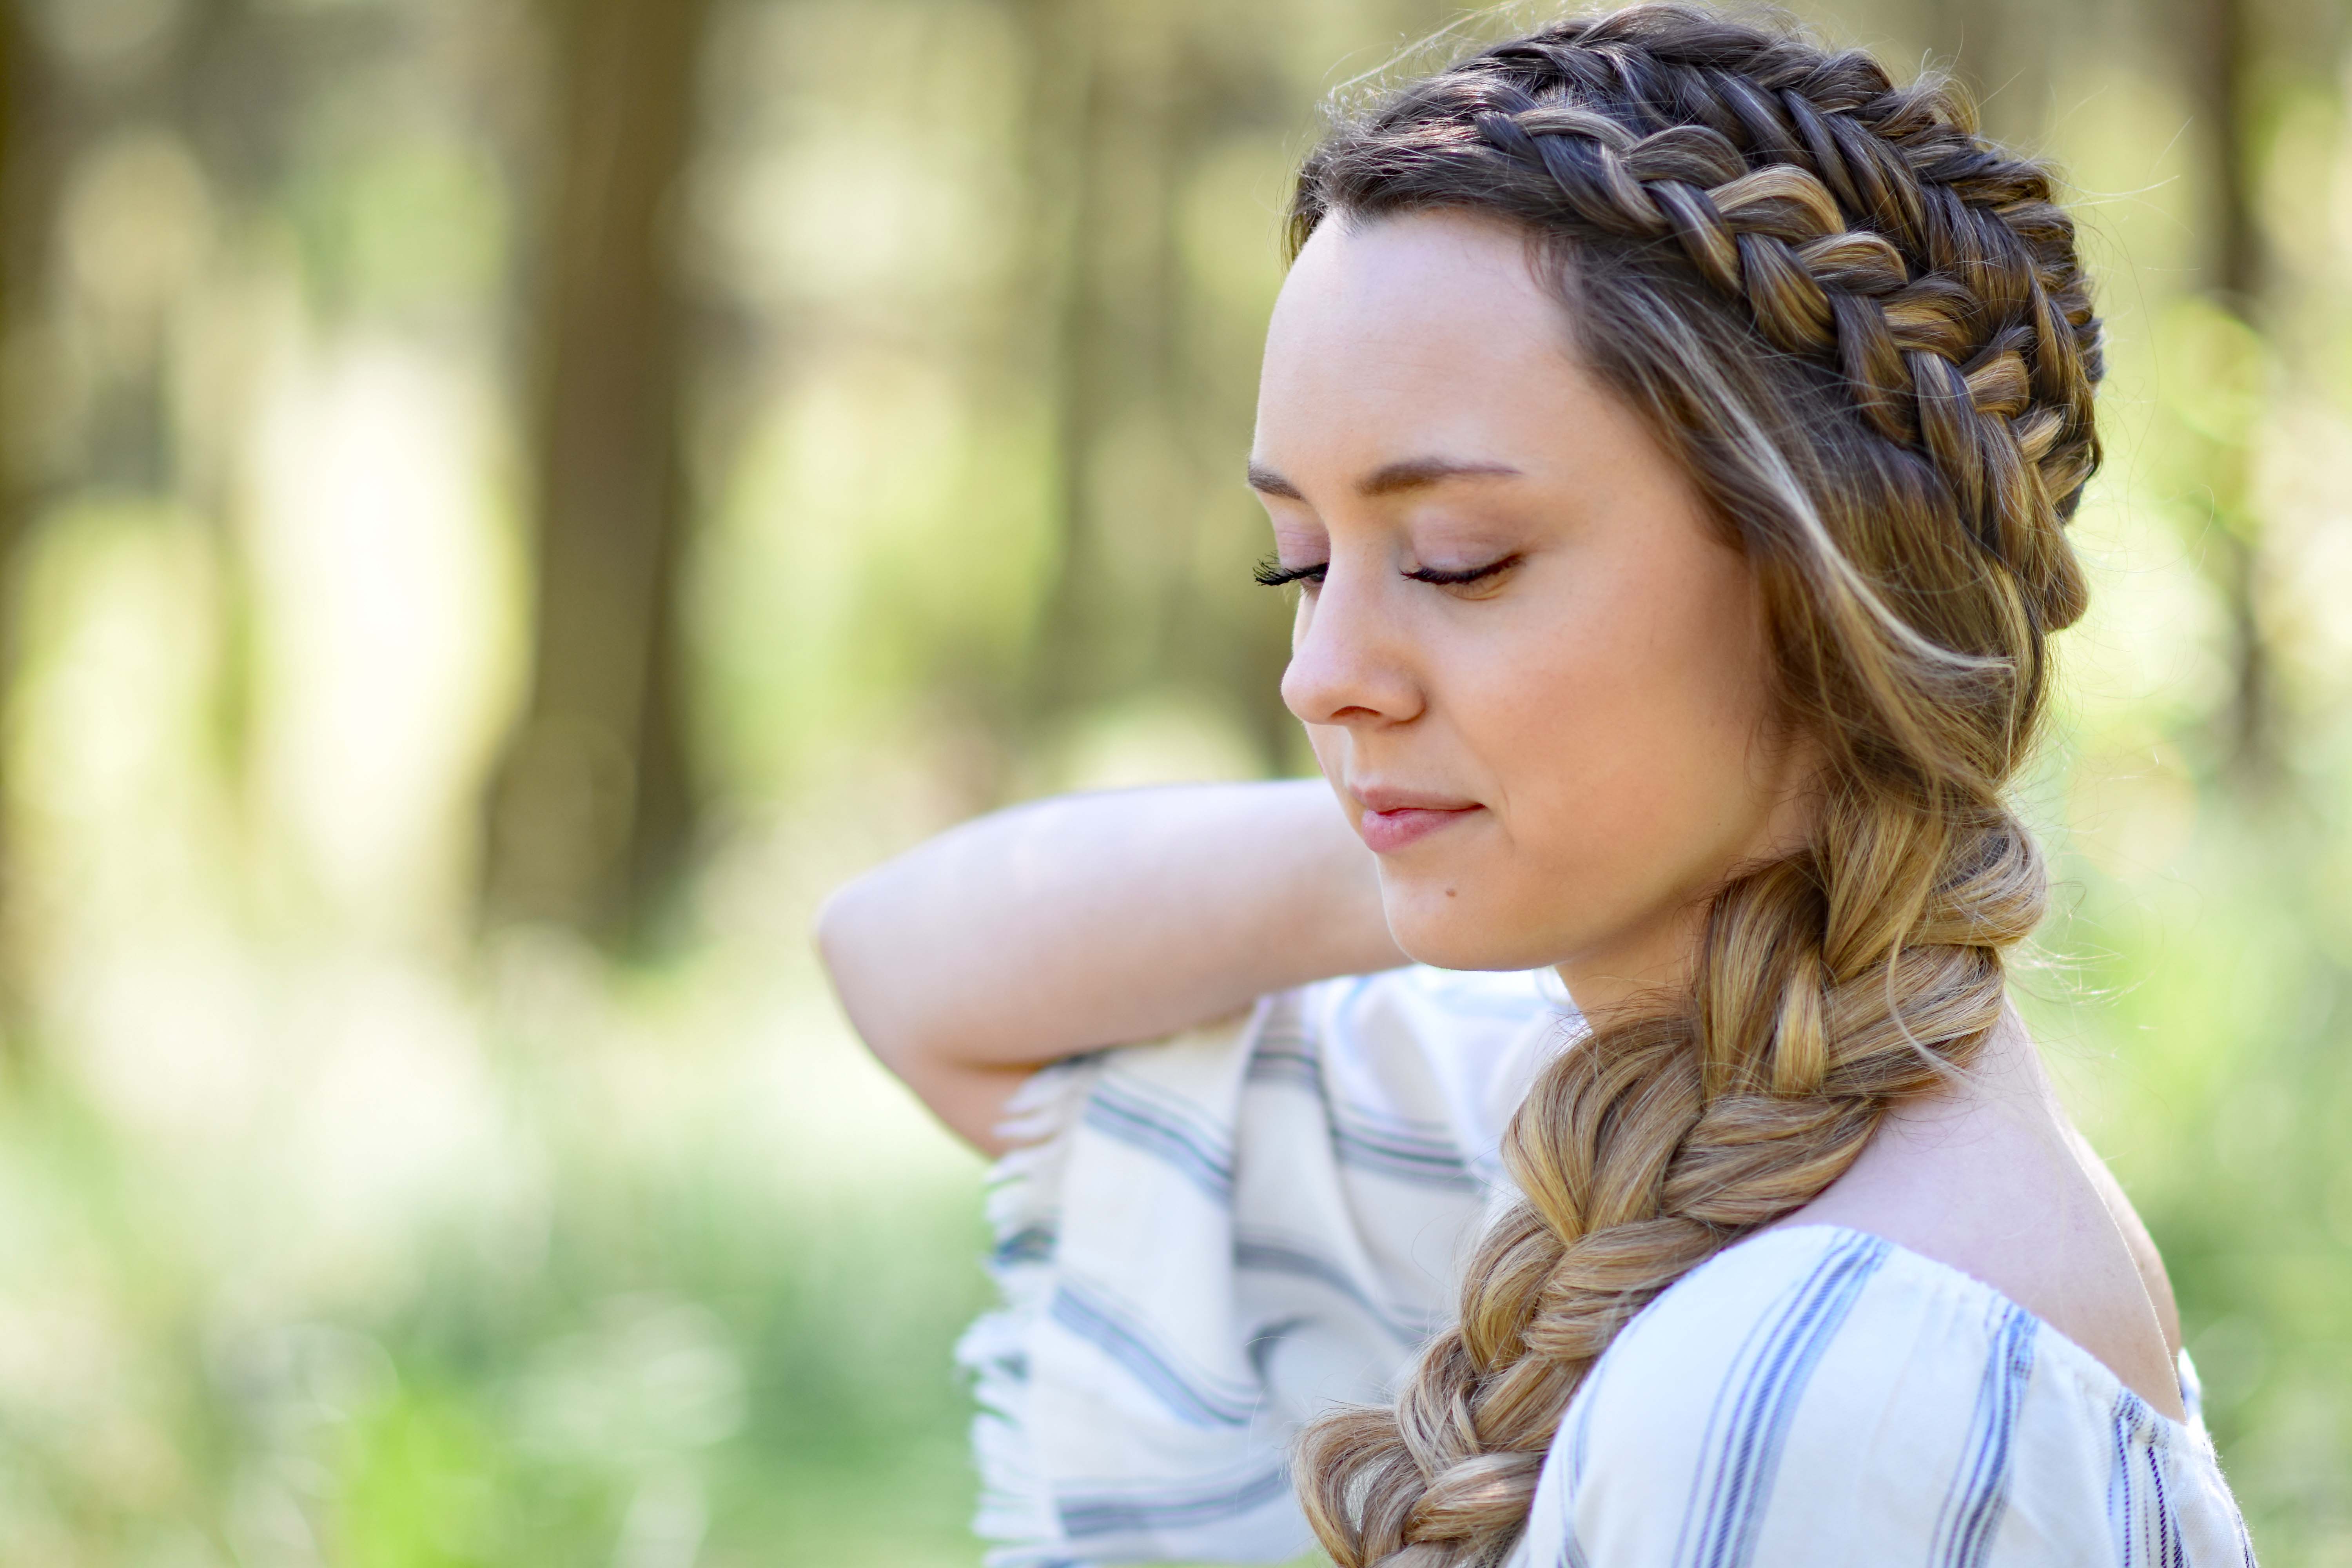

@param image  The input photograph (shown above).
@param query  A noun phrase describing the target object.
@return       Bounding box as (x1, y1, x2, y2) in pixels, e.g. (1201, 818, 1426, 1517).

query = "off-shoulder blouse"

(958, 965, 2255, 1566)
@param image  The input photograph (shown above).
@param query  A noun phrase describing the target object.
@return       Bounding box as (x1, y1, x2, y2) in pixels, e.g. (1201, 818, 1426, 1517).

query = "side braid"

(1287, 10, 2103, 1566)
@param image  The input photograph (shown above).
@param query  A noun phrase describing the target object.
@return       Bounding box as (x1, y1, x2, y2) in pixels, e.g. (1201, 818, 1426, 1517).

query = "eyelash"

(1252, 556, 1323, 588)
(1252, 554, 1522, 589)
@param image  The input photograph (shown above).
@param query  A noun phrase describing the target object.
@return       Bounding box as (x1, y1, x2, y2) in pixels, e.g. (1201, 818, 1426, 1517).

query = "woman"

(820, 8, 2255, 1564)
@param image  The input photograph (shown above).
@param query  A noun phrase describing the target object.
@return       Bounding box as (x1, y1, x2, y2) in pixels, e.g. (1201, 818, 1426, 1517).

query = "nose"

(1279, 563, 1423, 730)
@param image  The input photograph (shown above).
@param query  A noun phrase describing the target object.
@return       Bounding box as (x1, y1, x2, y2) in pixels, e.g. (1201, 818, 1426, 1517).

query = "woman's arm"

(815, 779, 1402, 1152)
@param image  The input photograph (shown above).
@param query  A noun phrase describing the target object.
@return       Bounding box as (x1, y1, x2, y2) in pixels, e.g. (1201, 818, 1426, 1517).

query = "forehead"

(1254, 211, 1599, 472)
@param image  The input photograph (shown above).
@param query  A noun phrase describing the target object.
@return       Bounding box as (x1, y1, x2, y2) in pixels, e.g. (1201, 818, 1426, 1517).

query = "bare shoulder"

(1776, 1009, 2185, 1420)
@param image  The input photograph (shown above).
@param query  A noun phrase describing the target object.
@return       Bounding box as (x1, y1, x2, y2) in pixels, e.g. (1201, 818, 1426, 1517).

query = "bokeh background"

(0, 0, 2345, 1562)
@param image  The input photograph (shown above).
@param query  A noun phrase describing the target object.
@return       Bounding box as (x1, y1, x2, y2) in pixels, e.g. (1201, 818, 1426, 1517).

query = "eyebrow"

(1245, 456, 1524, 500)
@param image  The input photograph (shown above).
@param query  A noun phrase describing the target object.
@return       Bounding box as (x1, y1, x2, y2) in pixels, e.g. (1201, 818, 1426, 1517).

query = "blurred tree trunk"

(485, 0, 710, 948)
(1018, 0, 1169, 734)
(0, 5, 73, 1049)
(1013, 2, 1299, 775)
(2180, 0, 2274, 791)
(2188, 0, 2261, 313)
(1916, 0, 2275, 788)
(0, 6, 29, 1050)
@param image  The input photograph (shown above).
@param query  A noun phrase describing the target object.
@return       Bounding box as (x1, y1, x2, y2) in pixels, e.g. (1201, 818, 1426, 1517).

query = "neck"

(1552, 900, 1708, 1025)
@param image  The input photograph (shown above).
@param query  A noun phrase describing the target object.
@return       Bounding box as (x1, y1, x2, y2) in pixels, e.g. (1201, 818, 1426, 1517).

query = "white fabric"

(956, 964, 2256, 1567)
(1505, 1227, 2255, 1568)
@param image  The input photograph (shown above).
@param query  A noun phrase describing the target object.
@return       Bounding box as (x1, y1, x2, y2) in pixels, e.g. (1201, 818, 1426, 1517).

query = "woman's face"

(1251, 211, 1812, 1012)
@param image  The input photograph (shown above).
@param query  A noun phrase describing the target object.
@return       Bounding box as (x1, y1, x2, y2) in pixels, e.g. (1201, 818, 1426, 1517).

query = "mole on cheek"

(1445, 888, 1458, 898)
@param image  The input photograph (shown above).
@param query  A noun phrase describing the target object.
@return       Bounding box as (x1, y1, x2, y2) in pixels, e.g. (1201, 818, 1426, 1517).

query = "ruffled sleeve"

(955, 966, 1575, 1567)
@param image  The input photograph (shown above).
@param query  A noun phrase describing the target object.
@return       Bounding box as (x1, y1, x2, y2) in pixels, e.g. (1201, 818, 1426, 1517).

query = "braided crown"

(1293, 7, 2102, 620)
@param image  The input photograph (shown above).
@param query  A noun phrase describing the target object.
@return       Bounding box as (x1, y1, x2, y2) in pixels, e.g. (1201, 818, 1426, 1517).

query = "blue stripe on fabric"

(2109, 1390, 2195, 1568)
(1081, 1080, 1233, 1203)
(1676, 1231, 1890, 1568)
(1243, 1025, 1477, 1191)
(2150, 1433, 2187, 1568)
(1555, 1368, 1605, 1568)
(2109, 1394, 2136, 1568)
(991, 1224, 1057, 1267)
(1048, 1285, 1257, 1428)
(1056, 1465, 1292, 1540)
(1330, 1123, 1479, 1191)
(1333, 1096, 1459, 1138)
(1090, 1076, 1234, 1164)
(1931, 1301, 2038, 1568)
(1245, 1046, 1325, 1097)
(2108, 1391, 2193, 1568)
(1246, 1016, 1324, 1097)
(1232, 1232, 1426, 1343)
(1244, 1314, 1313, 1382)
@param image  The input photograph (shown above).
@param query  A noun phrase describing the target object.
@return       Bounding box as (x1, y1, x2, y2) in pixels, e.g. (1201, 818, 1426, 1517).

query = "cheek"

(1524, 576, 1766, 841)
(1403, 556, 1774, 959)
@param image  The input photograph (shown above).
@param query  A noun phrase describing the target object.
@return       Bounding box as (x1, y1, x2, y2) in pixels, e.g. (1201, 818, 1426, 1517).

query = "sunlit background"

(0, 0, 2345, 1562)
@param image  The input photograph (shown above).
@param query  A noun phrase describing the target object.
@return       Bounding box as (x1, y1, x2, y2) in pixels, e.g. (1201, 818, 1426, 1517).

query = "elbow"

(811, 879, 859, 987)
(813, 878, 911, 1071)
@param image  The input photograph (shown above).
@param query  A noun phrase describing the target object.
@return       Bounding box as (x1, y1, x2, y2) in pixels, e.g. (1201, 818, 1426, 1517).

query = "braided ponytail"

(1285, 9, 2102, 1564)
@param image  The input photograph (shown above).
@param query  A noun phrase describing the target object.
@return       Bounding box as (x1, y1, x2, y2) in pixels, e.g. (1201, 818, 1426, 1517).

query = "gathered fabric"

(956, 965, 2256, 1568)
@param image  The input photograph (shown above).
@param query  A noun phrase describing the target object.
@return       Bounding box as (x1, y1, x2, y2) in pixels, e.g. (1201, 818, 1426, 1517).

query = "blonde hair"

(1284, 9, 2100, 1564)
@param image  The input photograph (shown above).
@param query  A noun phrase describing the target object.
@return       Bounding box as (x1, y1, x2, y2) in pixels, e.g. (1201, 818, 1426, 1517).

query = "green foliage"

(2, 0, 2350, 1563)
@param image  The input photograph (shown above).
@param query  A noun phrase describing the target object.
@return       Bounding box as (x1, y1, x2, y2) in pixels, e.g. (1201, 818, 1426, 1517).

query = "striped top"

(957, 965, 2255, 1567)
(1508, 1227, 2253, 1568)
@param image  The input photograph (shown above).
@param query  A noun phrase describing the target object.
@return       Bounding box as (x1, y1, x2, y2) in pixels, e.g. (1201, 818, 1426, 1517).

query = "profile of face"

(1250, 212, 1815, 1007)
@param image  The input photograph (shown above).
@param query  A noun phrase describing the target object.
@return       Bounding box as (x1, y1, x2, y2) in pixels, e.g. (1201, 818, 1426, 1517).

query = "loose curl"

(1285, 9, 2101, 1565)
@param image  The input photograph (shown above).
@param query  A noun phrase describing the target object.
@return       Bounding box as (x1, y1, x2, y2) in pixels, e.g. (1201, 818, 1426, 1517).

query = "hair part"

(1283, 8, 2100, 1565)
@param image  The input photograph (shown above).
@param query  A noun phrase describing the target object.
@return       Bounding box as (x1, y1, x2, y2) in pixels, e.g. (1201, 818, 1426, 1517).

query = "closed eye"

(1253, 555, 1327, 588)
(1253, 554, 1523, 590)
(1405, 554, 1521, 588)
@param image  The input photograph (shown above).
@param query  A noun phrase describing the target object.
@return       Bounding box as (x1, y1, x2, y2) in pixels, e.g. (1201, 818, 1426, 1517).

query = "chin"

(1379, 878, 1566, 973)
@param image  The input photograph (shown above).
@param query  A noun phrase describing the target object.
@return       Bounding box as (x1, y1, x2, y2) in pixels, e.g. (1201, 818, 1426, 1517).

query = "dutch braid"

(1285, 10, 2102, 1565)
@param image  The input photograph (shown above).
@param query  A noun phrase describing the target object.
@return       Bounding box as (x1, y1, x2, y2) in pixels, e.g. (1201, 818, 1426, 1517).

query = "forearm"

(817, 780, 1400, 1143)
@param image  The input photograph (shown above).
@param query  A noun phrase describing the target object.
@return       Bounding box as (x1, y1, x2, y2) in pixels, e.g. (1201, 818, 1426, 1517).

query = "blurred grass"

(2, 792, 2348, 1563)
(0, 925, 1005, 1566)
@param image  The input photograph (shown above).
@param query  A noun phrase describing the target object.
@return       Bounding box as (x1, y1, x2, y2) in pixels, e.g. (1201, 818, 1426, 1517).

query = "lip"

(1350, 785, 1483, 855)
